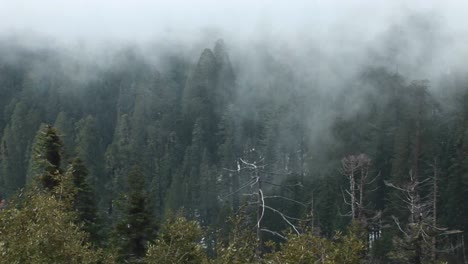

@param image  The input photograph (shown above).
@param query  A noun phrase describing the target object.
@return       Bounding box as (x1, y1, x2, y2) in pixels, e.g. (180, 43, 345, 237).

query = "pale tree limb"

(257, 189, 265, 229)
(261, 229, 287, 240)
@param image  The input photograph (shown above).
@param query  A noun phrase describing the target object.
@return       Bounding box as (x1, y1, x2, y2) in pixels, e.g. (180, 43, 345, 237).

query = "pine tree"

(145, 213, 207, 264)
(54, 111, 75, 161)
(113, 166, 155, 262)
(66, 157, 100, 243)
(0, 189, 107, 263)
(31, 124, 64, 191)
(199, 151, 219, 226)
(1, 101, 41, 195)
(217, 107, 242, 211)
(265, 223, 365, 264)
(105, 114, 133, 199)
(75, 115, 105, 196)
(182, 46, 219, 156)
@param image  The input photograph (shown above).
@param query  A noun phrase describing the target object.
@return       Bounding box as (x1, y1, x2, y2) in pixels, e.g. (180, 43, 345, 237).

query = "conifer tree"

(54, 111, 75, 161)
(105, 114, 132, 199)
(1, 101, 41, 194)
(113, 166, 155, 262)
(145, 213, 207, 264)
(31, 124, 64, 191)
(66, 157, 100, 243)
(75, 115, 104, 195)
(0, 189, 107, 264)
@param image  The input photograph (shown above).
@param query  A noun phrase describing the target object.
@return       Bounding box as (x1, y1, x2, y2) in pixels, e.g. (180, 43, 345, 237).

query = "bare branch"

(239, 158, 258, 169)
(392, 215, 409, 237)
(366, 171, 380, 185)
(263, 180, 302, 188)
(261, 229, 287, 240)
(220, 178, 257, 200)
(222, 166, 252, 173)
(263, 195, 309, 207)
(384, 180, 409, 192)
(261, 205, 300, 235)
(257, 189, 265, 229)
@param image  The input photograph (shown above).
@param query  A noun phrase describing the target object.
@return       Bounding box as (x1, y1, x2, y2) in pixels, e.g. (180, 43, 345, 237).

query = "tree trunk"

(255, 169, 263, 259)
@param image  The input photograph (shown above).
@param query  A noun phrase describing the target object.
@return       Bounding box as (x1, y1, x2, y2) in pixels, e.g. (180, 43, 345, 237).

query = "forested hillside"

(0, 21, 468, 263)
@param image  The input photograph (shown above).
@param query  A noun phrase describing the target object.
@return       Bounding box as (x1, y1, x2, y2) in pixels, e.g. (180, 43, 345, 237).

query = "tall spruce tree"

(31, 124, 64, 191)
(54, 111, 75, 162)
(1, 101, 41, 195)
(75, 115, 105, 197)
(113, 166, 155, 262)
(66, 157, 100, 243)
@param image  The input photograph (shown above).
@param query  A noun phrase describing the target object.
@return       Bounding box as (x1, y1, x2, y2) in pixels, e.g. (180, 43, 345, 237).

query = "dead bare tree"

(222, 155, 310, 260)
(340, 154, 375, 220)
(340, 153, 380, 249)
(430, 158, 438, 262)
(386, 171, 429, 264)
(385, 168, 462, 264)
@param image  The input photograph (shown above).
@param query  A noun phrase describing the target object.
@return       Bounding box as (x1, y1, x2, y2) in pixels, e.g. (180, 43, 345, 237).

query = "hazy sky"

(1, 0, 467, 85)
(1, 0, 467, 146)
(1, 0, 467, 44)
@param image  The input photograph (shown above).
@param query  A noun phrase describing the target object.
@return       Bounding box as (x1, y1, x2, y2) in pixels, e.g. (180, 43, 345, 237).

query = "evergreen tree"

(113, 166, 155, 262)
(0, 189, 108, 263)
(265, 224, 365, 264)
(199, 152, 219, 226)
(105, 114, 133, 199)
(182, 45, 222, 157)
(1, 101, 41, 195)
(75, 115, 105, 196)
(54, 111, 75, 161)
(145, 214, 207, 264)
(214, 212, 257, 264)
(66, 157, 101, 243)
(217, 106, 242, 210)
(30, 124, 64, 191)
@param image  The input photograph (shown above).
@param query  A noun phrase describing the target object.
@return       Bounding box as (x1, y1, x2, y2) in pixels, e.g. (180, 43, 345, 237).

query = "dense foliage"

(0, 35, 467, 263)
(0, 189, 108, 264)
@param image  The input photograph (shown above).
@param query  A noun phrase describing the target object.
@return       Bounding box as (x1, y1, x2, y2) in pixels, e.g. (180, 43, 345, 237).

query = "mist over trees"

(0, 7, 468, 263)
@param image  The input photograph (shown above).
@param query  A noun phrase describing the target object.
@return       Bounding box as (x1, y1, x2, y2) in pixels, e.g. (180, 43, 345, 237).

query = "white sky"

(1, 0, 467, 43)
